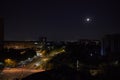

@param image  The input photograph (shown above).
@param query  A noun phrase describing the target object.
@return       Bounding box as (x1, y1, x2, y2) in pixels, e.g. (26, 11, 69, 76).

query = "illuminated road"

(25, 48, 65, 69)
(0, 48, 65, 80)
(0, 68, 44, 80)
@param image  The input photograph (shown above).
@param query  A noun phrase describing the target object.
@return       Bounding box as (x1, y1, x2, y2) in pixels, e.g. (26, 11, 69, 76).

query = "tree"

(4, 58, 16, 67)
(0, 62, 4, 74)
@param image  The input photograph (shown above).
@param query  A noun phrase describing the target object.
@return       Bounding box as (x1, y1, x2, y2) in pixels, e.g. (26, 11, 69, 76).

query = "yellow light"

(42, 58, 49, 62)
(4, 58, 16, 67)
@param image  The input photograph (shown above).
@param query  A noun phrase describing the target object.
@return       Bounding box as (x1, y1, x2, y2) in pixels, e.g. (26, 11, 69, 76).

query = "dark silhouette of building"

(102, 34, 120, 61)
(39, 37, 47, 43)
(0, 17, 4, 51)
(65, 39, 101, 65)
(38, 37, 47, 49)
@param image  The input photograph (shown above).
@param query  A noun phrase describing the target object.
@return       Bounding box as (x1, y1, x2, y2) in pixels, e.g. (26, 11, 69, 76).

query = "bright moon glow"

(86, 18, 91, 22)
(83, 17, 92, 23)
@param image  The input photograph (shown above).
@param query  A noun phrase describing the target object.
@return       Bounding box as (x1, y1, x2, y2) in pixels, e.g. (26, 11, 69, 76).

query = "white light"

(34, 42, 38, 44)
(90, 53, 93, 56)
(115, 61, 119, 65)
(35, 63, 40, 66)
(86, 18, 91, 22)
(83, 17, 93, 23)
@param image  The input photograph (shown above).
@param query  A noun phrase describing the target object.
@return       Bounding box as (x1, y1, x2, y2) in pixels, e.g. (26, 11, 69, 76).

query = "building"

(39, 37, 47, 42)
(4, 41, 41, 49)
(102, 34, 120, 56)
(0, 17, 4, 51)
(78, 39, 101, 56)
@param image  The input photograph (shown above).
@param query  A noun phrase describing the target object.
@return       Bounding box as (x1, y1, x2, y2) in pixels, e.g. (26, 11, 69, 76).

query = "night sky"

(0, 0, 120, 41)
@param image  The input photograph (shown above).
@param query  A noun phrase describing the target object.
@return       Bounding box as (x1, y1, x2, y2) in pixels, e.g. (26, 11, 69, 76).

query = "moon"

(86, 17, 91, 22)
(81, 17, 93, 24)
(86, 18, 90, 22)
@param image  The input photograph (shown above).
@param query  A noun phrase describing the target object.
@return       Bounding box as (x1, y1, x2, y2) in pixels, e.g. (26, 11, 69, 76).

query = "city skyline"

(0, 0, 120, 41)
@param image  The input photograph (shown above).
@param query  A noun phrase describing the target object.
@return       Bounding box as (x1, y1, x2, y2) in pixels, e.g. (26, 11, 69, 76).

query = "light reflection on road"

(0, 68, 44, 80)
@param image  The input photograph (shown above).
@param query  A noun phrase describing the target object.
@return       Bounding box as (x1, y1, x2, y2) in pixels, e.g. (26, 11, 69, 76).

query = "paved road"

(0, 48, 65, 80)
(25, 48, 65, 69)
(0, 68, 44, 80)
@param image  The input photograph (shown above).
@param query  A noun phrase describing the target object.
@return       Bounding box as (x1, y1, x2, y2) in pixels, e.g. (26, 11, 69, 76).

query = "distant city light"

(90, 53, 93, 56)
(34, 42, 38, 44)
(35, 63, 40, 67)
(0, 62, 3, 65)
(101, 48, 104, 56)
(114, 60, 119, 65)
